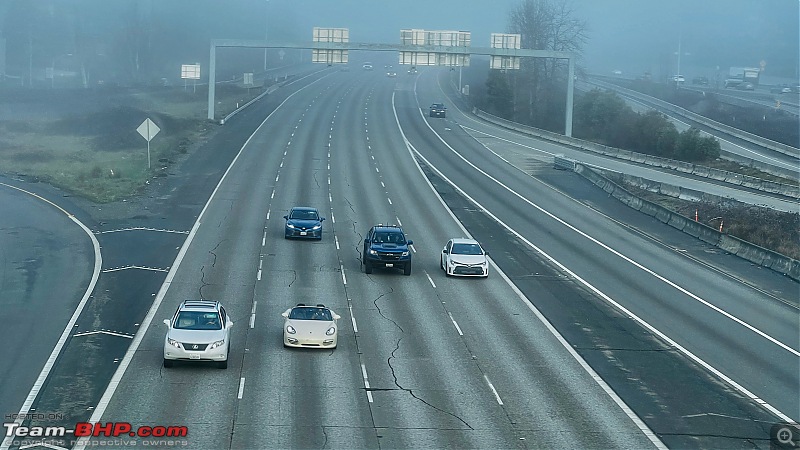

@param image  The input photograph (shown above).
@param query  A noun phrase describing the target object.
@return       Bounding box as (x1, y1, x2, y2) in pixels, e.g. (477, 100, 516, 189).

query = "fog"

(1, 0, 797, 86)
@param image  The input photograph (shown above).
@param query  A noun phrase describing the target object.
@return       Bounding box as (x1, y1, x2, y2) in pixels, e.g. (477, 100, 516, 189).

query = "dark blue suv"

(363, 225, 413, 275)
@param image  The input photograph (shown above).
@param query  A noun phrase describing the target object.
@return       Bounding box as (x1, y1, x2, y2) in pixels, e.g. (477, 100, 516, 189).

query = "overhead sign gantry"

(207, 28, 575, 136)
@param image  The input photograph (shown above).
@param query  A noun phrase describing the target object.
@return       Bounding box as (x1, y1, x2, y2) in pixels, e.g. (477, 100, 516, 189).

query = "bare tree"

(507, 0, 587, 131)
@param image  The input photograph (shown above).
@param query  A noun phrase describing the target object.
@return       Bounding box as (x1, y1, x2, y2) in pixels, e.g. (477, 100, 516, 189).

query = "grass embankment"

(0, 83, 263, 202)
(624, 184, 800, 260)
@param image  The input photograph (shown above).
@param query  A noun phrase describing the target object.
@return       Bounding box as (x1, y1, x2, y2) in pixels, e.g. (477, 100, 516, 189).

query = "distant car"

(737, 82, 755, 91)
(441, 238, 489, 277)
(408, 67, 418, 75)
(672, 75, 685, 84)
(692, 76, 709, 85)
(386, 71, 397, 77)
(612, 69, 623, 75)
(362, 63, 373, 70)
(429, 103, 447, 118)
(282, 303, 341, 348)
(362, 224, 413, 275)
(163, 300, 233, 369)
(724, 79, 743, 89)
(770, 84, 792, 94)
(283, 206, 324, 239)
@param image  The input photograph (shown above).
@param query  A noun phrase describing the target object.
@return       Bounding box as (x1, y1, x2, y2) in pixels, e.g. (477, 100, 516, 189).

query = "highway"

(3, 65, 798, 450)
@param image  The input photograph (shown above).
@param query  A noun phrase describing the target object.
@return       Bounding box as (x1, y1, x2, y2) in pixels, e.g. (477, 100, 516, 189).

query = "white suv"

(163, 300, 233, 369)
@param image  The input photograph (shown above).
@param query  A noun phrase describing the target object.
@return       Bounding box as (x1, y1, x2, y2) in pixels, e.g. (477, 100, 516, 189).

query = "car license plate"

(300, 231, 307, 236)
(385, 263, 393, 267)
(189, 354, 200, 360)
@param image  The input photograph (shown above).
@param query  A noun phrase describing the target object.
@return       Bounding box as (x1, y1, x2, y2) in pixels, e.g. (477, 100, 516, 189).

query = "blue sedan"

(283, 207, 325, 239)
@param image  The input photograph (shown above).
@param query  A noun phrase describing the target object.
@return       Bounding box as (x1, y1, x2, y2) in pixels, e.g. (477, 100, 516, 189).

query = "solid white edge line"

(391, 90, 668, 450)
(483, 375, 503, 405)
(0, 191, 102, 450)
(237, 377, 246, 399)
(72, 72, 334, 450)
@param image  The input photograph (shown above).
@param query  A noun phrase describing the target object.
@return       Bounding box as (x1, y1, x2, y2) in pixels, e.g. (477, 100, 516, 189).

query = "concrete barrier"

(659, 184, 681, 198)
(718, 234, 743, 254)
(576, 164, 797, 280)
(667, 212, 690, 231)
(735, 242, 769, 266)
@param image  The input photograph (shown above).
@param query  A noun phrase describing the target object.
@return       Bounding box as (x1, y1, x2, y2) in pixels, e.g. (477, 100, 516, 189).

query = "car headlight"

(369, 249, 378, 255)
(401, 251, 409, 256)
(286, 223, 295, 229)
(312, 224, 321, 230)
(209, 339, 225, 349)
(326, 327, 336, 336)
(286, 325, 296, 334)
(167, 338, 181, 349)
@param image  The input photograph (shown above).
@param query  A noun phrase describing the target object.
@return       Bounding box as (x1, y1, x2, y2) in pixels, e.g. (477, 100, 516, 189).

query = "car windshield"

(174, 311, 222, 330)
(432, 104, 444, 109)
(452, 243, 483, 255)
(374, 232, 404, 244)
(290, 210, 318, 220)
(289, 307, 332, 321)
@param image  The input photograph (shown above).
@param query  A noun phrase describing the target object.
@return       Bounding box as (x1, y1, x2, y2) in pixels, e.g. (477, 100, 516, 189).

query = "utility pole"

(263, 0, 269, 72)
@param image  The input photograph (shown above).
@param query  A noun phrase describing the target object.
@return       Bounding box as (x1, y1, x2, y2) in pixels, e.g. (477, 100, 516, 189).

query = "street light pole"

(264, 0, 269, 72)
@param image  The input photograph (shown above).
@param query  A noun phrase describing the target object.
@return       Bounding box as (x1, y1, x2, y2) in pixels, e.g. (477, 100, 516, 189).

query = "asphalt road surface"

(3, 65, 797, 450)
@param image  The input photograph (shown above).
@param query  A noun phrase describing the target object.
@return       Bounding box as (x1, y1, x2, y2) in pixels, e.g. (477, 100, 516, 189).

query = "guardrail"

(474, 108, 799, 199)
(572, 162, 800, 281)
(585, 78, 800, 158)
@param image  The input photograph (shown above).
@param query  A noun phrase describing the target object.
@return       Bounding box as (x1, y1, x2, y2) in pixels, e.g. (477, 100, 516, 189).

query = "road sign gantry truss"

(207, 38, 576, 136)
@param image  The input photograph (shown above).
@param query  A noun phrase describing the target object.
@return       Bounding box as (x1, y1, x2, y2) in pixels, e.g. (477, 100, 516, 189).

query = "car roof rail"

(182, 300, 217, 308)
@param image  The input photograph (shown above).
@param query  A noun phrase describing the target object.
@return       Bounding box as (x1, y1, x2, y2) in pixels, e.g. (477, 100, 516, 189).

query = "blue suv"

(363, 225, 413, 275)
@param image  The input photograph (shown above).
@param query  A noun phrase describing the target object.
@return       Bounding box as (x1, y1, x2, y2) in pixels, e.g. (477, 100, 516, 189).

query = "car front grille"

(377, 252, 402, 260)
(454, 266, 485, 275)
(182, 343, 208, 351)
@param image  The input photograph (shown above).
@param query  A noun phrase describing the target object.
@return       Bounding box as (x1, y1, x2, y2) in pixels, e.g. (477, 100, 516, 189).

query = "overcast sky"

(2, 0, 798, 82)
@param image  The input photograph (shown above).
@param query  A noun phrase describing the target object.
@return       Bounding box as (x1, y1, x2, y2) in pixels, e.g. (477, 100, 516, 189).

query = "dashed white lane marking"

(341, 265, 347, 285)
(426, 272, 436, 288)
(262, 232, 266, 247)
(237, 378, 246, 399)
(387, 197, 392, 205)
(361, 364, 373, 403)
(380, 181, 385, 188)
(266, 210, 270, 220)
(331, 213, 336, 224)
(349, 304, 358, 333)
(257, 269, 262, 281)
(447, 312, 463, 336)
(484, 375, 503, 405)
(396, 217, 402, 227)
(329, 193, 332, 203)
(335, 235, 340, 250)
(375, 167, 380, 173)
(270, 190, 275, 199)
(249, 314, 255, 329)
(275, 175, 279, 182)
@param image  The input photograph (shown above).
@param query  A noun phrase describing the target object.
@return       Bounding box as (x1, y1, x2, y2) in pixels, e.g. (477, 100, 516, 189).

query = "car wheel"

(364, 260, 372, 274)
(163, 358, 173, 368)
(404, 263, 412, 276)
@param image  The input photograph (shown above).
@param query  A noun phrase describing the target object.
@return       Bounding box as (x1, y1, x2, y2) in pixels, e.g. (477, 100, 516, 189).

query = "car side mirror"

(227, 321, 234, 328)
(281, 312, 289, 318)
(321, 217, 325, 221)
(406, 240, 413, 246)
(442, 249, 448, 254)
(484, 252, 489, 256)
(364, 238, 369, 244)
(163, 319, 171, 326)
(333, 314, 341, 320)
(283, 215, 288, 219)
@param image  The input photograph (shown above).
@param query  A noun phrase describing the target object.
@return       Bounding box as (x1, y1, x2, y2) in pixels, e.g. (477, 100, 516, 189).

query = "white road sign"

(136, 118, 160, 169)
(137, 118, 160, 141)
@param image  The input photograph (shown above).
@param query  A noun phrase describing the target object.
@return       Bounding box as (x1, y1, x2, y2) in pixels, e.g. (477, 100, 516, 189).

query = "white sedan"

(441, 238, 489, 277)
(282, 304, 341, 348)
